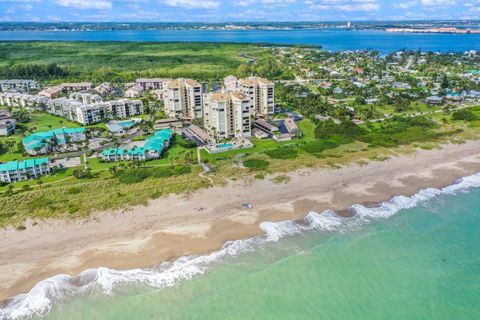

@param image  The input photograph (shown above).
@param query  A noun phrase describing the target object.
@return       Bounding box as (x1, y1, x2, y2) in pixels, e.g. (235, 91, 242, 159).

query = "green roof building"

(101, 129, 173, 162)
(22, 127, 86, 155)
(0, 157, 50, 183)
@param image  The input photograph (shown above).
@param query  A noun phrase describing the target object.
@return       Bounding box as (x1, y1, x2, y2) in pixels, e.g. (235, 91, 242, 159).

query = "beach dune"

(1, 141, 480, 300)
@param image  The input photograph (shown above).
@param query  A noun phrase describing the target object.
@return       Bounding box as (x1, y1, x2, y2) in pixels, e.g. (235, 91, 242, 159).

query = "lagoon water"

(9, 175, 477, 320)
(2, 29, 480, 319)
(1, 29, 480, 53)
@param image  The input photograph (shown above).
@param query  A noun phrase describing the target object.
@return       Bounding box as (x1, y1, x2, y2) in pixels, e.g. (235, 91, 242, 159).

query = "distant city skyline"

(0, 0, 478, 23)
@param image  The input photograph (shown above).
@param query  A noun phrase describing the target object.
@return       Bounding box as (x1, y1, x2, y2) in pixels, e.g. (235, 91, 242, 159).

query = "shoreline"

(2, 141, 480, 301)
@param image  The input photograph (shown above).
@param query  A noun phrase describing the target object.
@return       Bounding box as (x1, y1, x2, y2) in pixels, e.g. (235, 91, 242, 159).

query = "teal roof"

(102, 129, 172, 159)
(23, 127, 86, 151)
(0, 157, 49, 172)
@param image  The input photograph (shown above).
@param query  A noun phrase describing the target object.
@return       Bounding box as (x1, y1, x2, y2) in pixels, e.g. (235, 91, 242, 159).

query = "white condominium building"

(69, 92, 103, 104)
(48, 98, 144, 125)
(239, 77, 275, 117)
(203, 91, 251, 141)
(224, 75, 239, 91)
(0, 79, 40, 93)
(0, 92, 49, 110)
(163, 79, 203, 120)
(136, 78, 171, 90)
(61, 82, 92, 92)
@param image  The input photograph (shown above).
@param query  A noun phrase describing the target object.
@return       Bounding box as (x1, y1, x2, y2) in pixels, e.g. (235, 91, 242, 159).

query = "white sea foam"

(2, 172, 480, 320)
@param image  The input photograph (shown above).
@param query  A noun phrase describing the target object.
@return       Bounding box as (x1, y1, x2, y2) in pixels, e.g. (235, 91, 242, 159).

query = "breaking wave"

(2, 172, 480, 319)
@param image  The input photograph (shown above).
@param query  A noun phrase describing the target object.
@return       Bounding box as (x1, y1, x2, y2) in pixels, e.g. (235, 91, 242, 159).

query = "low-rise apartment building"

(0, 110, 16, 136)
(124, 85, 143, 98)
(0, 80, 40, 93)
(22, 127, 86, 155)
(0, 92, 49, 110)
(61, 82, 92, 92)
(101, 129, 173, 162)
(48, 98, 144, 125)
(203, 91, 251, 141)
(94, 82, 113, 96)
(38, 86, 64, 99)
(136, 78, 171, 90)
(163, 79, 203, 120)
(69, 92, 102, 104)
(0, 158, 50, 183)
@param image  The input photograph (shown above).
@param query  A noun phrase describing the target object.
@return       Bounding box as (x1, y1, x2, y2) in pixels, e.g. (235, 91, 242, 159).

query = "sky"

(0, 0, 478, 23)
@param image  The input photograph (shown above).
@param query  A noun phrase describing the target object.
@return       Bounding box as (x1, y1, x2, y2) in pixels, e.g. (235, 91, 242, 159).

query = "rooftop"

(0, 157, 49, 172)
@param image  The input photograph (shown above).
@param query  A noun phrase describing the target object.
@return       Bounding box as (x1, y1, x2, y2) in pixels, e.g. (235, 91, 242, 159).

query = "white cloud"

(163, 0, 220, 9)
(393, 1, 418, 9)
(308, 0, 380, 12)
(56, 0, 112, 9)
(420, 0, 455, 6)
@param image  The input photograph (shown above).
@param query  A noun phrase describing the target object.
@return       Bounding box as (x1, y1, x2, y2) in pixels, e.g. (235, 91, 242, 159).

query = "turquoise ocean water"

(2, 173, 480, 319)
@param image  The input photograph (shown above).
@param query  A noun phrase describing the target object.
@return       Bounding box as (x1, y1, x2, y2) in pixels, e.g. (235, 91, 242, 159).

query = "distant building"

(203, 91, 251, 141)
(239, 77, 275, 117)
(0, 92, 48, 110)
(69, 92, 102, 104)
(0, 110, 16, 136)
(0, 80, 40, 93)
(0, 158, 50, 183)
(136, 78, 171, 90)
(39, 86, 64, 99)
(163, 79, 203, 120)
(426, 96, 444, 106)
(61, 82, 92, 92)
(94, 82, 113, 96)
(224, 75, 239, 91)
(124, 85, 144, 98)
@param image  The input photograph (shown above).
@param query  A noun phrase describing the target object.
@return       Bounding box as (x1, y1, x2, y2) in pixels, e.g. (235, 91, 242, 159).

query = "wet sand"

(1, 141, 480, 300)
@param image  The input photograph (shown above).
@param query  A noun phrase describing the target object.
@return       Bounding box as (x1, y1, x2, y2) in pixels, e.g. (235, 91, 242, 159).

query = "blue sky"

(0, 0, 478, 22)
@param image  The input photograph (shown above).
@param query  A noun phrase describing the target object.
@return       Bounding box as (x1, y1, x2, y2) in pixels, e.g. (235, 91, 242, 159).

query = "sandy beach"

(1, 141, 480, 301)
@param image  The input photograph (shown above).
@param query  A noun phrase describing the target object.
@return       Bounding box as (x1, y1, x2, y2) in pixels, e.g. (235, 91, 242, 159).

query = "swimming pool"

(216, 143, 234, 149)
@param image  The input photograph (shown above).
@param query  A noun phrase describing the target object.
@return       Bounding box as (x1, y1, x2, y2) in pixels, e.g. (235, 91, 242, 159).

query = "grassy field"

(0, 42, 266, 82)
(0, 112, 82, 162)
(0, 115, 477, 227)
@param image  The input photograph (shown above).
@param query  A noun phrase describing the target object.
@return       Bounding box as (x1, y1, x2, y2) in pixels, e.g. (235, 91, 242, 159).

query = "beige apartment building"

(163, 79, 203, 120)
(239, 77, 275, 117)
(203, 91, 251, 141)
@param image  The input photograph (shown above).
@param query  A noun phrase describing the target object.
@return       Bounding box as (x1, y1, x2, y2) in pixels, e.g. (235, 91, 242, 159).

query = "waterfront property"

(163, 79, 203, 120)
(238, 77, 275, 117)
(101, 129, 173, 162)
(203, 91, 252, 141)
(0, 157, 50, 183)
(22, 127, 87, 155)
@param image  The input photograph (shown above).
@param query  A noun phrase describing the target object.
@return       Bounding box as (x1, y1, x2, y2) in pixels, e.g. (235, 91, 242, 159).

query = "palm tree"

(108, 165, 117, 175)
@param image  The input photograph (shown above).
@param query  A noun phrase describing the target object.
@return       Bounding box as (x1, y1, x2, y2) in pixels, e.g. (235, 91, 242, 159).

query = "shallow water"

(1, 29, 480, 53)
(3, 173, 475, 320)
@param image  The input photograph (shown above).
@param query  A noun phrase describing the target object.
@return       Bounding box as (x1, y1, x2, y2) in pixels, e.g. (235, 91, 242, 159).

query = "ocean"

(3, 173, 480, 319)
(0, 29, 480, 53)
